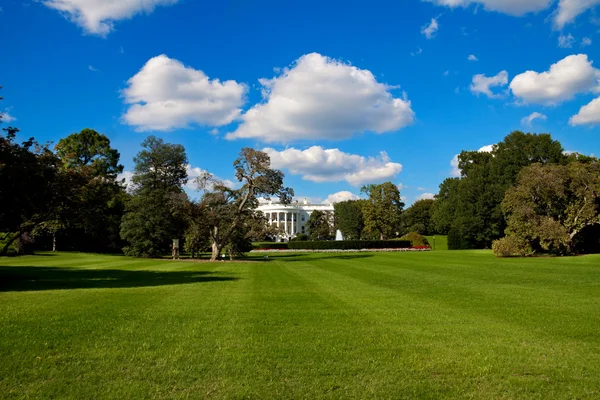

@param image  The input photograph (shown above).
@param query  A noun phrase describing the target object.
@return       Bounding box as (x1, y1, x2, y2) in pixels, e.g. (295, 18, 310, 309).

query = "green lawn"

(1, 251, 600, 399)
(426, 235, 448, 250)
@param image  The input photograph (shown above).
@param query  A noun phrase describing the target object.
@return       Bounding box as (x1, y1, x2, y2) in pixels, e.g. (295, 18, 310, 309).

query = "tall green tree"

(307, 210, 333, 240)
(334, 200, 364, 240)
(120, 136, 189, 257)
(437, 131, 567, 249)
(41, 129, 126, 252)
(403, 199, 435, 235)
(196, 148, 293, 261)
(361, 182, 404, 240)
(497, 162, 600, 256)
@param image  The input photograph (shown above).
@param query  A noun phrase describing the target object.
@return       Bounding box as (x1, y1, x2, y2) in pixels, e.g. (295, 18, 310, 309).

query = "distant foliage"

(288, 240, 411, 250)
(290, 233, 309, 242)
(403, 200, 435, 235)
(400, 232, 429, 248)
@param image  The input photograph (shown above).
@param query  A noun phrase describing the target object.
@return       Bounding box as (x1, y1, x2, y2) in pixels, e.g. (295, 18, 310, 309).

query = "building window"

(301, 216, 305, 221)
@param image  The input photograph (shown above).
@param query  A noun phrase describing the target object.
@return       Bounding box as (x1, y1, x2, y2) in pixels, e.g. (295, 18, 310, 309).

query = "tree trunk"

(52, 232, 56, 252)
(210, 241, 223, 261)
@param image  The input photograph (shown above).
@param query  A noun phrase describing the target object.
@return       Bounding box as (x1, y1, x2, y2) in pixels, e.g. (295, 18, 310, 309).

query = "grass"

(1, 251, 600, 399)
(426, 235, 448, 250)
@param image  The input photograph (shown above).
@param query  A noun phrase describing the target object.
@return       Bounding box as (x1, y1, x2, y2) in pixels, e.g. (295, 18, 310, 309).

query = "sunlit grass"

(1, 251, 599, 399)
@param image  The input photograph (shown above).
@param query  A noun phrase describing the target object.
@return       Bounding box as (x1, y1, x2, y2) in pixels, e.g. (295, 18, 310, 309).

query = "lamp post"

(433, 236, 436, 251)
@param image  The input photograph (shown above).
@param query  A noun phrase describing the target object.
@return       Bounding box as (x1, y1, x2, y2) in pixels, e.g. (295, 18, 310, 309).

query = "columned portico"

(258, 199, 335, 242)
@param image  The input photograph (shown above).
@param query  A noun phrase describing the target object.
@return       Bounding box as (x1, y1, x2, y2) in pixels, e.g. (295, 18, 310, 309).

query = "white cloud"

(263, 146, 403, 186)
(581, 37, 592, 47)
(558, 33, 575, 48)
(1, 109, 16, 123)
(424, 0, 553, 16)
(323, 191, 361, 204)
(478, 144, 494, 152)
(468, 54, 479, 61)
(421, 17, 439, 39)
(470, 70, 509, 98)
(450, 154, 461, 177)
(510, 54, 600, 104)
(117, 171, 135, 192)
(417, 187, 426, 191)
(554, 0, 600, 29)
(88, 65, 99, 72)
(121, 55, 247, 132)
(521, 111, 548, 126)
(42, 0, 179, 36)
(411, 47, 424, 56)
(417, 193, 436, 201)
(569, 96, 600, 125)
(227, 53, 415, 143)
(185, 164, 235, 190)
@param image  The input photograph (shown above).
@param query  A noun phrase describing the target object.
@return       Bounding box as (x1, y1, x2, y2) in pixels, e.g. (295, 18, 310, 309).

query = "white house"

(257, 198, 334, 241)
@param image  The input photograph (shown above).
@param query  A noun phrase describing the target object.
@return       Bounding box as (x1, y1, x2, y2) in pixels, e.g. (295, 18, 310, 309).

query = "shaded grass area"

(1, 251, 600, 399)
(426, 235, 448, 251)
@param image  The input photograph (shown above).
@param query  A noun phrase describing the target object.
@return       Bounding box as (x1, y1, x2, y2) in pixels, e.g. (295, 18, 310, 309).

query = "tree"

(435, 131, 567, 249)
(361, 182, 404, 240)
(307, 210, 333, 240)
(43, 129, 126, 252)
(120, 136, 188, 257)
(431, 178, 460, 235)
(197, 148, 293, 261)
(1, 89, 67, 255)
(55, 128, 122, 178)
(497, 162, 600, 256)
(334, 200, 364, 240)
(403, 199, 435, 235)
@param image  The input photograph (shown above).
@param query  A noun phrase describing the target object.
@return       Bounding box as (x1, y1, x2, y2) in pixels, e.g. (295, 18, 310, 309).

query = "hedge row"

(288, 240, 412, 250)
(252, 242, 289, 250)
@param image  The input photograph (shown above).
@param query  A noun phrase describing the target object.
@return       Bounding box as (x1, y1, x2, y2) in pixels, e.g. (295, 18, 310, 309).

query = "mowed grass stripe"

(297, 254, 600, 397)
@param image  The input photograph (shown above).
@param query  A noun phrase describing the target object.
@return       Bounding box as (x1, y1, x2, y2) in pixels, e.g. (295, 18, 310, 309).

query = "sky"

(1, 0, 600, 205)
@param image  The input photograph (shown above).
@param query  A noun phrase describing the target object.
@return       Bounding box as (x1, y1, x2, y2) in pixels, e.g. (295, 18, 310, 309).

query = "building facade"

(257, 199, 334, 241)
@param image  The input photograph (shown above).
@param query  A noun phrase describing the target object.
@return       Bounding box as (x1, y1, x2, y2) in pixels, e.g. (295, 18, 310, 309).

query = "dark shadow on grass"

(0, 267, 237, 292)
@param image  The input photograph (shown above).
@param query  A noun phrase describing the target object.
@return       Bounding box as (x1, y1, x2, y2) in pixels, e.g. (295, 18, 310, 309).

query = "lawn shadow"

(0, 266, 237, 292)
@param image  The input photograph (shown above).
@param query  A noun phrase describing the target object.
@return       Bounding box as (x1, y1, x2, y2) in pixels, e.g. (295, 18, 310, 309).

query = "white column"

(291, 213, 295, 235)
(284, 212, 288, 235)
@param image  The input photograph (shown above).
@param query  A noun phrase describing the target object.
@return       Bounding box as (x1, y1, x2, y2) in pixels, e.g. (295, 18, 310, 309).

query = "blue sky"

(1, 0, 599, 205)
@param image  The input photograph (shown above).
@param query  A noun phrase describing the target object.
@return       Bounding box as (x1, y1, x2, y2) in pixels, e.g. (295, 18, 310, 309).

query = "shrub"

(252, 242, 289, 250)
(291, 233, 309, 242)
(400, 232, 429, 247)
(492, 236, 530, 257)
(288, 240, 411, 250)
(447, 227, 477, 250)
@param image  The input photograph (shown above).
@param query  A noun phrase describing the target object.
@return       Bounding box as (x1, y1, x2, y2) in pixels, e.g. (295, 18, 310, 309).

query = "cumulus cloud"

(554, 0, 600, 29)
(117, 171, 135, 192)
(510, 54, 600, 104)
(569, 97, 600, 125)
(558, 33, 575, 48)
(470, 70, 509, 98)
(521, 111, 548, 126)
(263, 146, 403, 186)
(185, 164, 235, 190)
(468, 54, 479, 61)
(423, 0, 553, 16)
(323, 191, 361, 204)
(0, 109, 16, 123)
(121, 55, 247, 132)
(227, 53, 415, 143)
(478, 144, 494, 152)
(421, 17, 439, 39)
(42, 0, 179, 36)
(417, 193, 436, 201)
(581, 37, 592, 47)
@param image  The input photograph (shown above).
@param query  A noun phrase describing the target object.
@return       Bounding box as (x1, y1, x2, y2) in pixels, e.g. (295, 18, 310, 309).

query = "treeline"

(432, 131, 599, 255)
(1, 89, 294, 259)
(333, 131, 600, 256)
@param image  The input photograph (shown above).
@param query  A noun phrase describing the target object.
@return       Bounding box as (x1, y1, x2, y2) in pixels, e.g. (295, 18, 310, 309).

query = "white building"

(258, 199, 334, 241)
